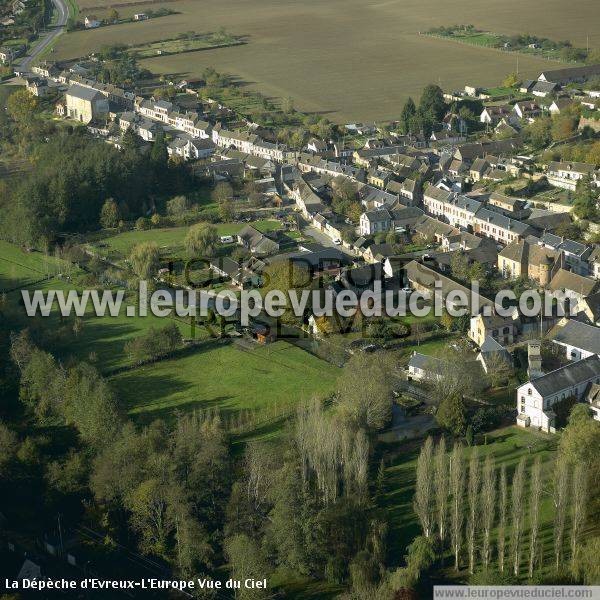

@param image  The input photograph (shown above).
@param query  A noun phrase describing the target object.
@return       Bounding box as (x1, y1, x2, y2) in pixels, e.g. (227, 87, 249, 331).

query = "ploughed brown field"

(55, 0, 599, 121)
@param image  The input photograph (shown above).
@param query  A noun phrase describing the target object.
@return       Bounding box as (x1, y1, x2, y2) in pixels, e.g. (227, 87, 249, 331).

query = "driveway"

(16, 0, 69, 72)
(303, 225, 355, 257)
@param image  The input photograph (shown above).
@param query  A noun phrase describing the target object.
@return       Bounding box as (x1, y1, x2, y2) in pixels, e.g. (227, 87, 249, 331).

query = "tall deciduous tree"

(553, 458, 569, 570)
(481, 454, 496, 570)
(467, 450, 480, 574)
(510, 457, 526, 577)
(498, 464, 508, 573)
(414, 437, 435, 539)
(528, 457, 542, 578)
(129, 242, 160, 280)
(184, 222, 219, 257)
(450, 442, 465, 570)
(570, 464, 587, 570)
(434, 437, 449, 542)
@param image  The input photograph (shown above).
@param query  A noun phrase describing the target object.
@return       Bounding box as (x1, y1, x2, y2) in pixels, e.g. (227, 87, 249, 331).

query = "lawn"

(51, 0, 596, 121)
(0, 240, 72, 292)
(87, 219, 282, 260)
(382, 426, 559, 577)
(110, 339, 339, 425)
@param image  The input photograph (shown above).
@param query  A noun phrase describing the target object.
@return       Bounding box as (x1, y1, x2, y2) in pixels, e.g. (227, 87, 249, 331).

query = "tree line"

(414, 417, 599, 584)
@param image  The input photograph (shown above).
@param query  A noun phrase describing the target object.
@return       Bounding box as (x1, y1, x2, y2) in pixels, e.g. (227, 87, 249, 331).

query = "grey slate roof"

(548, 319, 600, 355)
(530, 354, 600, 397)
(408, 352, 444, 373)
(66, 84, 103, 102)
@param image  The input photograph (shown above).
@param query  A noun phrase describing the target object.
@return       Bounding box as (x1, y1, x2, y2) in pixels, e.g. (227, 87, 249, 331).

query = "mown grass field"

(87, 219, 282, 260)
(110, 339, 339, 424)
(0, 240, 71, 291)
(383, 426, 560, 578)
(55, 0, 599, 121)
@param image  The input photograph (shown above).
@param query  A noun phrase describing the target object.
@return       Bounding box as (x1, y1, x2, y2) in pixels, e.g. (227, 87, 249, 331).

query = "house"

(367, 168, 393, 189)
(413, 215, 458, 244)
(585, 383, 600, 421)
(430, 129, 465, 144)
(539, 233, 591, 275)
(546, 161, 598, 191)
(576, 292, 600, 325)
(548, 98, 574, 115)
(589, 246, 600, 280)
(513, 101, 541, 121)
(0, 45, 24, 64)
(476, 335, 512, 374)
(25, 76, 48, 97)
(307, 138, 328, 154)
(359, 209, 392, 236)
(137, 119, 162, 142)
(210, 257, 258, 288)
(185, 138, 216, 160)
(516, 354, 600, 432)
(538, 64, 600, 86)
(523, 209, 571, 233)
(65, 85, 109, 124)
(237, 225, 279, 256)
(498, 239, 558, 285)
(392, 178, 419, 205)
(480, 105, 511, 125)
(364, 243, 395, 263)
(404, 260, 494, 313)
(293, 181, 325, 219)
(548, 268, 599, 300)
(472, 208, 535, 245)
(32, 62, 60, 80)
(488, 192, 529, 219)
(84, 15, 101, 28)
(530, 81, 560, 98)
(407, 352, 444, 381)
(547, 318, 600, 361)
(469, 312, 517, 348)
(469, 158, 490, 182)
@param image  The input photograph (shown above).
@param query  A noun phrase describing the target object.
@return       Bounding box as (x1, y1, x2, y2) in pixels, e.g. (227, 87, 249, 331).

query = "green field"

(53, 0, 600, 121)
(129, 32, 243, 58)
(383, 426, 559, 575)
(0, 240, 71, 291)
(87, 219, 282, 260)
(110, 339, 339, 424)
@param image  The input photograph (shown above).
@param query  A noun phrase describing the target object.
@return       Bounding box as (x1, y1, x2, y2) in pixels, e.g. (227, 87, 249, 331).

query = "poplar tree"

(434, 437, 449, 542)
(450, 442, 465, 570)
(481, 455, 496, 570)
(528, 457, 542, 578)
(510, 457, 526, 577)
(498, 464, 508, 573)
(414, 437, 435, 538)
(553, 458, 569, 570)
(467, 450, 481, 574)
(570, 464, 587, 569)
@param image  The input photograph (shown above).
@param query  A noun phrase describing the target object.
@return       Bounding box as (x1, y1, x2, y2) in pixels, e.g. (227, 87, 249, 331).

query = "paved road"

(17, 0, 68, 72)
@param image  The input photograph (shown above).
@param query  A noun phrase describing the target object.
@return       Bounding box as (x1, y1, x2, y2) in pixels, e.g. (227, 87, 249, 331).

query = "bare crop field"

(56, 0, 599, 121)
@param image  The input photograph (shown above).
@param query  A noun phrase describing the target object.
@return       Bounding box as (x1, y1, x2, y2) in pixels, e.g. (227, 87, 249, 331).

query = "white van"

(220, 235, 234, 244)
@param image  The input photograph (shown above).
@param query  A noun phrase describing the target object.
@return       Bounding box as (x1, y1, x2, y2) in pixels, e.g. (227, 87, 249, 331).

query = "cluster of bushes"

(124, 323, 184, 365)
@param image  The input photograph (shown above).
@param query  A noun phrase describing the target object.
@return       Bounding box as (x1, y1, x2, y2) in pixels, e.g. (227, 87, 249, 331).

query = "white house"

(516, 354, 600, 432)
(546, 161, 599, 191)
(84, 15, 101, 28)
(407, 352, 444, 381)
(547, 318, 600, 361)
(359, 209, 392, 236)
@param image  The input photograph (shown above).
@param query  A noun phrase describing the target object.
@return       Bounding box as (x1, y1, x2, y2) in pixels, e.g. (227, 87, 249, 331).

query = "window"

(528, 388, 532, 395)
